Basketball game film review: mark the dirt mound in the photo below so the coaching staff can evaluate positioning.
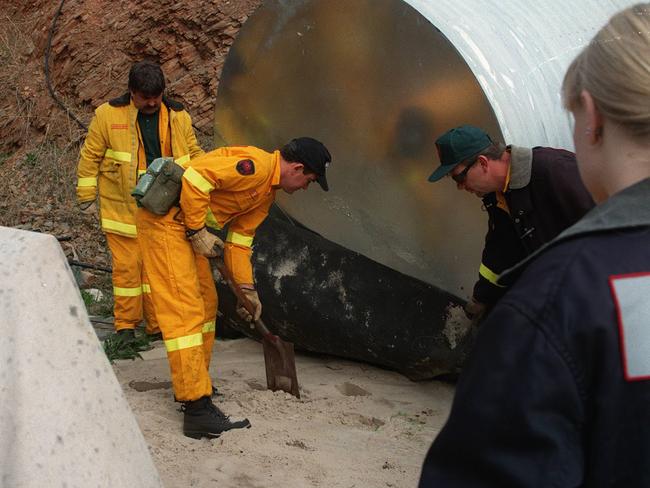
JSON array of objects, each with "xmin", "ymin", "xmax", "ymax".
[{"xmin": 0, "ymin": 0, "xmax": 261, "ymax": 271}]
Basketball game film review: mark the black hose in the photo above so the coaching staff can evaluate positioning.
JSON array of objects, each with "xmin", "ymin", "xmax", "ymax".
[
  {"xmin": 44, "ymin": 0, "xmax": 88, "ymax": 131},
  {"xmin": 68, "ymin": 259, "xmax": 112, "ymax": 273}
]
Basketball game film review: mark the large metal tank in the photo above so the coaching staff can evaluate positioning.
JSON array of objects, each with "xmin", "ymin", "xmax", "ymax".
[{"xmin": 213, "ymin": 0, "xmax": 634, "ymax": 378}]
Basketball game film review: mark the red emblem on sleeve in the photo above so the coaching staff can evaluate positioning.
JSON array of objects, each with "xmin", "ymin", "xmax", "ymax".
[{"xmin": 236, "ymin": 159, "xmax": 255, "ymax": 175}]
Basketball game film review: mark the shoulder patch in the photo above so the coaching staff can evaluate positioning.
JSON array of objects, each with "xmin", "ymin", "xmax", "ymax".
[
  {"xmin": 609, "ymin": 272, "xmax": 650, "ymax": 381},
  {"xmin": 236, "ymin": 159, "xmax": 255, "ymax": 176}
]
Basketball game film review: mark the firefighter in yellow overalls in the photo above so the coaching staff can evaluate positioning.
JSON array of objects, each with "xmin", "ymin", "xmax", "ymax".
[
  {"xmin": 76, "ymin": 61, "xmax": 204, "ymax": 339},
  {"xmin": 136, "ymin": 137, "xmax": 331, "ymax": 438}
]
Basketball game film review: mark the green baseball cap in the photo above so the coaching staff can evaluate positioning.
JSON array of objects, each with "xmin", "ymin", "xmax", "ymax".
[{"xmin": 428, "ymin": 125, "xmax": 493, "ymax": 182}]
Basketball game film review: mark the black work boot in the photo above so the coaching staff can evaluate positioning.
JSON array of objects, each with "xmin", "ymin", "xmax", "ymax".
[
  {"xmin": 175, "ymin": 385, "xmax": 221, "ymax": 403},
  {"xmin": 182, "ymin": 396, "xmax": 251, "ymax": 439},
  {"xmin": 116, "ymin": 328, "xmax": 136, "ymax": 341},
  {"xmin": 146, "ymin": 331, "xmax": 163, "ymax": 342}
]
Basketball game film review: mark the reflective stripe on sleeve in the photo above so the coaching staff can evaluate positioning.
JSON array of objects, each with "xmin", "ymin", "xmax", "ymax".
[
  {"xmin": 113, "ymin": 286, "xmax": 142, "ymax": 297},
  {"xmin": 142, "ymin": 284, "xmax": 152, "ymax": 293},
  {"xmin": 479, "ymin": 263, "xmax": 506, "ymax": 287},
  {"xmin": 105, "ymin": 149, "xmax": 132, "ymax": 162},
  {"xmin": 227, "ymin": 230, "xmax": 254, "ymax": 248},
  {"xmin": 205, "ymin": 209, "xmax": 221, "ymax": 230},
  {"xmin": 138, "ymin": 169, "xmax": 147, "ymax": 177},
  {"xmin": 202, "ymin": 321, "xmax": 216, "ymax": 333},
  {"xmin": 165, "ymin": 332, "xmax": 203, "ymax": 352},
  {"xmin": 183, "ymin": 167, "xmax": 214, "ymax": 194},
  {"xmin": 77, "ymin": 177, "xmax": 98, "ymax": 187},
  {"xmin": 176, "ymin": 154, "xmax": 191, "ymax": 167},
  {"xmin": 101, "ymin": 219, "xmax": 137, "ymax": 236}
]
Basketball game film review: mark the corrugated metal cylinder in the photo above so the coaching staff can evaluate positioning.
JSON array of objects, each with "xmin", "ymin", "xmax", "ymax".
[{"xmin": 214, "ymin": 0, "xmax": 632, "ymax": 296}]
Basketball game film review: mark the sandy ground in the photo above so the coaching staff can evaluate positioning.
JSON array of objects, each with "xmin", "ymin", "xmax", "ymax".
[{"xmin": 112, "ymin": 338, "xmax": 455, "ymax": 488}]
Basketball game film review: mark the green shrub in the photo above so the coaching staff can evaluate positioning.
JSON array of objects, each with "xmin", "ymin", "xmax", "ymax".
[{"xmin": 103, "ymin": 332, "xmax": 153, "ymax": 363}]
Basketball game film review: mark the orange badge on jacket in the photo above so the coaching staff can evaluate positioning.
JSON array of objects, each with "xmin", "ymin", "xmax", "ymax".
[{"xmin": 236, "ymin": 159, "xmax": 255, "ymax": 175}]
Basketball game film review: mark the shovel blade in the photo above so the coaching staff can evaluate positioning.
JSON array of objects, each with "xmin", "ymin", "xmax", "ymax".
[{"xmin": 262, "ymin": 337, "xmax": 300, "ymax": 398}]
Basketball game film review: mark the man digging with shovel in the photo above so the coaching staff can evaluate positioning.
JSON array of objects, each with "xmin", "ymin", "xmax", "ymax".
[{"xmin": 135, "ymin": 137, "xmax": 332, "ymax": 439}]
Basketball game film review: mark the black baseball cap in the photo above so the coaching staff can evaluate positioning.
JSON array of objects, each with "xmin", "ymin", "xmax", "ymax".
[{"xmin": 281, "ymin": 137, "xmax": 332, "ymax": 191}]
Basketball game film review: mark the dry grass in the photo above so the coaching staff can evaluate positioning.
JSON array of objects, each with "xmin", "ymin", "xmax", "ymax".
[
  {"xmin": 0, "ymin": 133, "xmax": 87, "ymax": 229},
  {"xmin": 0, "ymin": 11, "xmax": 92, "ymax": 218},
  {"xmin": 0, "ymin": 10, "xmax": 111, "ymax": 301},
  {"xmin": 0, "ymin": 13, "xmax": 39, "ymax": 147}
]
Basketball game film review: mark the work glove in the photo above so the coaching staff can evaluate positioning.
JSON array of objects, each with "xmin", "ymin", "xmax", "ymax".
[
  {"xmin": 464, "ymin": 298, "xmax": 487, "ymax": 326},
  {"xmin": 187, "ymin": 226, "xmax": 224, "ymax": 258},
  {"xmin": 79, "ymin": 200, "xmax": 97, "ymax": 215},
  {"xmin": 236, "ymin": 286, "xmax": 262, "ymax": 322}
]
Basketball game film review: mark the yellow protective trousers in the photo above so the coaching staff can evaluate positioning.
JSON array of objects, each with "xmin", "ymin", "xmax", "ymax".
[
  {"xmin": 105, "ymin": 233, "xmax": 159, "ymax": 333},
  {"xmin": 135, "ymin": 207, "xmax": 218, "ymax": 401}
]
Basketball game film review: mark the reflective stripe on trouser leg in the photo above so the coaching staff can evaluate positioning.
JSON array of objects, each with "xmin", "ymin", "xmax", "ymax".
[
  {"xmin": 195, "ymin": 255, "xmax": 218, "ymax": 369},
  {"xmin": 135, "ymin": 208, "xmax": 212, "ymax": 401},
  {"xmin": 140, "ymin": 269, "xmax": 160, "ymax": 335},
  {"xmin": 105, "ymin": 232, "xmax": 144, "ymax": 331}
]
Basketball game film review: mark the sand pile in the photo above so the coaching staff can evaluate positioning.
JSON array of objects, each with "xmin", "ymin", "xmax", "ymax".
[{"xmin": 113, "ymin": 338, "xmax": 454, "ymax": 487}]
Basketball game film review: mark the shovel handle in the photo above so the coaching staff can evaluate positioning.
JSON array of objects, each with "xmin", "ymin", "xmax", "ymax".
[
  {"xmin": 209, "ymin": 256, "xmax": 299, "ymax": 399},
  {"xmin": 209, "ymin": 257, "xmax": 279, "ymax": 343}
]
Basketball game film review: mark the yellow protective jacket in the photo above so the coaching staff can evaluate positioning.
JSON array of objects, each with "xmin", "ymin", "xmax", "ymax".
[
  {"xmin": 76, "ymin": 93, "xmax": 204, "ymax": 237},
  {"xmin": 180, "ymin": 146, "xmax": 281, "ymax": 285}
]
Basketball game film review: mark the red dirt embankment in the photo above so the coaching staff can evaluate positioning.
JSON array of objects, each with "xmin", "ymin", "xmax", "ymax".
[
  {"xmin": 2, "ymin": 0, "xmax": 261, "ymax": 146},
  {"xmin": 0, "ymin": 0, "xmax": 261, "ymax": 267}
]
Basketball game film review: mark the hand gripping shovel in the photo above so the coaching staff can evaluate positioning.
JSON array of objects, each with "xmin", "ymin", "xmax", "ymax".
[{"xmin": 210, "ymin": 257, "xmax": 300, "ymax": 398}]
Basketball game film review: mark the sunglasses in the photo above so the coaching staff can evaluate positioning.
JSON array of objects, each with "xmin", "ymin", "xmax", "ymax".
[{"xmin": 451, "ymin": 158, "xmax": 478, "ymax": 184}]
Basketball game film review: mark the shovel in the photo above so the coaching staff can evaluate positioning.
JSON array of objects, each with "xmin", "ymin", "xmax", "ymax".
[{"xmin": 210, "ymin": 257, "xmax": 300, "ymax": 398}]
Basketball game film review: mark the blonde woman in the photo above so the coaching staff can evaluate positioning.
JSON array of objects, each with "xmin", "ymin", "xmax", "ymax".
[{"xmin": 419, "ymin": 4, "xmax": 650, "ymax": 486}]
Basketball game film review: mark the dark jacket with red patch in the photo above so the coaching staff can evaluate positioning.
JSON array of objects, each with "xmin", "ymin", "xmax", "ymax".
[{"xmin": 420, "ymin": 178, "xmax": 650, "ymax": 487}]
